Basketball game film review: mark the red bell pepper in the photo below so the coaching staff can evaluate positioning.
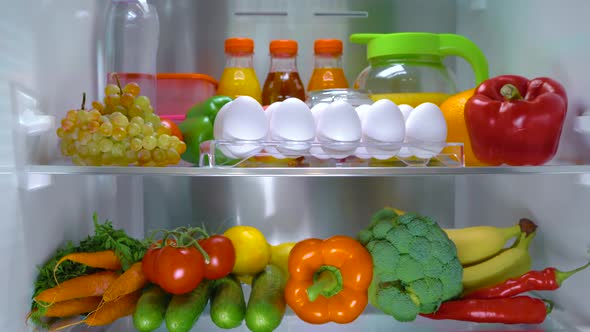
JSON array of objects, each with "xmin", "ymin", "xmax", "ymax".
[{"xmin": 465, "ymin": 75, "xmax": 568, "ymax": 166}]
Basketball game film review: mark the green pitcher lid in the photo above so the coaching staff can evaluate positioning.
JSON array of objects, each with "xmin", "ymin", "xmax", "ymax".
[{"xmin": 350, "ymin": 32, "xmax": 489, "ymax": 84}]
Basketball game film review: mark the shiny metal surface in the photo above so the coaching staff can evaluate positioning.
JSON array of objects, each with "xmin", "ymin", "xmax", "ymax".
[
  {"xmin": 143, "ymin": 176, "xmax": 456, "ymax": 242},
  {"xmin": 153, "ymin": 0, "xmax": 456, "ymax": 88}
]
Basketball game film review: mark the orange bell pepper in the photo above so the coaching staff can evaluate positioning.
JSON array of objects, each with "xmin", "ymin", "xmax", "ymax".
[{"xmin": 284, "ymin": 235, "xmax": 373, "ymax": 324}]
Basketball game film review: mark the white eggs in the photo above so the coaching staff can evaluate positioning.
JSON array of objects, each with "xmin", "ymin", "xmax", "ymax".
[
  {"xmin": 214, "ymin": 96, "xmax": 268, "ymax": 158},
  {"xmin": 316, "ymin": 100, "xmax": 362, "ymax": 158},
  {"xmin": 405, "ymin": 102, "xmax": 447, "ymax": 159},
  {"xmin": 362, "ymin": 99, "xmax": 405, "ymax": 160},
  {"xmin": 398, "ymin": 104, "xmax": 414, "ymax": 122},
  {"xmin": 263, "ymin": 101, "xmax": 285, "ymax": 158}
]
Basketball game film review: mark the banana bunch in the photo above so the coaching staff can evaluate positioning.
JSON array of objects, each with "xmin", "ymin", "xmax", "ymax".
[{"xmin": 444, "ymin": 219, "xmax": 537, "ymax": 294}]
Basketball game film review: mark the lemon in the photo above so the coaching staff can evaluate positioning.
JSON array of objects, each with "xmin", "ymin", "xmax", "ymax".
[
  {"xmin": 270, "ymin": 242, "xmax": 296, "ymax": 276},
  {"xmin": 224, "ymin": 225, "xmax": 271, "ymax": 276}
]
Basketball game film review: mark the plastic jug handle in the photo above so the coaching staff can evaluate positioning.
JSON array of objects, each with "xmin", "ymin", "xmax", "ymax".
[
  {"xmin": 439, "ymin": 34, "xmax": 489, "ymax": 85},
  {"xmin": 350, "ymin": 33, "xmax": 383, "ymax": 44}
]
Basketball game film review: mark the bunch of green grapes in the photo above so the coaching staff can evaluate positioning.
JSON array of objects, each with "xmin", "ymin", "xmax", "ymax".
[{"xmin": 56, "ymin": 82, "xmax": 186, "ymax": 166}]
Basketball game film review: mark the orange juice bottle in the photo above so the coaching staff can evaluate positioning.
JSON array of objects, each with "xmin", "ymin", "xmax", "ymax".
[
  {"xmin": 307, "ymin": 39, "xmax": 349, "ymax": 92},
  {"xmin": 217, "ymin": 37, "xmax": 262, "ymax": 103}
]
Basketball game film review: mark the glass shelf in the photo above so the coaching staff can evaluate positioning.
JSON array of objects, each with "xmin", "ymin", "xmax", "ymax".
[{"xmin": 26, "ymin": 164, "xmax": 590, "ymax": 177}]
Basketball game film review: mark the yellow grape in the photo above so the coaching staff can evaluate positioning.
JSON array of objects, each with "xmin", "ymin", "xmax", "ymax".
[
  {"xmin": 167, "ymin": 148, "xmax": 181, "ymax": 164},
  {"xmin": 88, "ymin": 109, "xmax": 101, "ymax": 121},
  {"xmin": 61, "ymin": 119, "xmax": 75, "ymax": 131},
  {"xmin": 130, "ymin": 137, "xmax": 143, "ymax": 151},
  {"xmin": 111, "ymin": 113, "xmax": 129, "ymax": 127},
  {"xmin": 78, "ymin": 130, "xmax": 92, "ymax": 145},
  {"xmin": 105, "ymin": 94, "xmax": 121, "ymax": 107},
  {"xmin": 103, "ymin": 106, "xmax": 114, "ymax": 115},
  {"xmin": 134, "ymin": 96, "xmax": 151, "ymax": 109},
  {"xmin": 156, "ymin": 124, "xmax": 171, "ymax": 136},
  {"xmin": 101, "ymin": 152, "xmax": 114, "ymax": 165},
  {"xmin": 112, "ymin": 127, "xmax": 127, "ymax": 141},
  {"xmin": 112, "ymin": 142, "xmax": 124, "ymax": 157},
  {"xmin": 61, "ymin": 141, "xmax": 76, "ymax": 156},
  {"xmin": 77, "ymin": 145, "xmax": 89, "ymax": 157},
  {"xmin": 113, "ymin": 157, "xmax": 128, "ymax": 166},
  {"xmin": 152, "ymin": 148, "xmax": 165, "ymax": 162},
  {"xmin": 105, "ymin": 84, "xmax": 121, "ymax": 96},
  {"xmin": 91, "ymin": 132, "xmax": 103, "ymax": 142},
  {"xmin": 142, "ymin": 136, "xmax": 157, "ymax": 150},
  {"xmin": 72, "ymin": 154, "xmax": 86, "ymax": 166},
  {"xmin": 125, "ymin": 150, "xmax": 138, "ymax": 164},
  {"xmin": 157, "ymin": 134, "xmax": 171, "ymax": 149},
  {"xmin": 176, "ymin": 141, "xmax": 187, "ymax": 154},
  {"xmin": 114, "ymin": 105, "xmax": 128, "ymax": 117},
  {"xmin": 56, "ymin": 127, "xmax": 65, "ymax": 138},
  {"xmin": 98, "ymin": 138, "xmax": 113, "ymax": 152},
  {"xmin": 92, "ymin": 101, "xmax": 105, "ymax": 113},
  {"xmin": 168, "ymin": 136, "xmax": 180, "ymax": 148},
  {"xmin": 145, "ymin": 105, "xmax": 154, "ymax": 115},
  {"xmin": 130, "ymin": 116, "xmax": 145, "ymax": 126},
  {"xmin": 142, "ymin": 123, "xmax": 154, "ymax": 136},
  {"xmin": 129, "ymin": 105, "xmax": 143, "ymax": 118},
  {"xmin": 77, "ymin": 110, "xmax": 90, "ymax": 124},
  {"xmin": 143, "ymin": 161, "xmax": 157, "ymax": 167},
  {"xmin": 87, "ymin": 120, "xmax": 100, "ymax": 133},
  {"xmin": 66, "ymin": 110, "xmax": 78, "ymax": 122},
  {"xmin": 123, "ymin": 82, "xmax": 141, "ymax": 96},
  {"xmin": 86, "ymin": 156, "xmax": 101, "ymax": 166},
  {"xmin": 120, "ymin": 93, "xmax": 135, "ymax": 108},
  {"xmin": 127, "ymin": 123, "xmax": 141, "ymax": 137},
  {"xmin": 138, "ymin": 149, "xmax": 152, "ymax": 163},
  {"xmin": 99, "ymin": 122, "xmax": 113, "ymax": 136},
  {"xmin": 100, "ymin": 115, "xmax": 110, "ymax": 123},
  {"xmin": 87, "ymin": 141, "xmax": 100, "ymax": 156}
]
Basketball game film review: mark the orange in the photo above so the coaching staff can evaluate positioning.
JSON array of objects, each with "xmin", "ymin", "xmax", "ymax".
[{"xmin": 440, "ymin": 89, "xmax": 487, "ymax": 166}]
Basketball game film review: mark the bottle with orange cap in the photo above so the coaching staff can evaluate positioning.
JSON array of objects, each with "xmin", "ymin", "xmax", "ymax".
[
  {"xmin": 261, "ymin": 39, "xmax": 306, "ymax": 105},
  {"xmin": 307, "ymin": 39, "xmax": 349, "ymax": 92},
  {"xmin": 217, "ymin": 37, "xmax": 262, "ymax": 103}
]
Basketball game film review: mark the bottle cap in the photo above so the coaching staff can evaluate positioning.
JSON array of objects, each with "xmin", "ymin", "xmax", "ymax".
[
  {"xmin": 269, "ymin": 40, "xmax": 298, "ymax": 57},
  {"xmin": 225, "ymin": 37, "xmax": 255, "ymax": 55},
  {"xmin": 314, "ymin": 39, "xmax": 343, "ymax": 56}
]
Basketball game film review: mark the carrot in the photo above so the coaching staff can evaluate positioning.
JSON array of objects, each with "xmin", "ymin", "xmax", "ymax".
[
  {"xmin": 103, "ymin": 261, "xmax": 148, "ymax": 302},
  {"xmin": 35, "ymin": 271, "xmax": 119, "ymax": 304},
  {"xmin": 86, "ymin": 290, "xmax": 142, "ymax": 326},
  {"xmin": 44, "ymin": 297, "xmax": 102, "ymax": 318},
  {"xmin": 54, "ymin": 250, "xmax": 121, "ymax": 272}
]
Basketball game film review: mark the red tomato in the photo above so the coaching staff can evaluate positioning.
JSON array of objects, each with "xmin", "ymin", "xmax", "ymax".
[
  {"xmin": 154, "ymin": 246, "xmax": 205, "ymax": 294},
  {"xmin": 160, "ymin": 119, "xmax": 184, "ymax": 141},
  {"xmin": 142, "ymin": 247, "xmax": 160, "ymax": 282},
  {"xmin": 199, "ymin": 235, "xmax": 236, "ymax": 280}
]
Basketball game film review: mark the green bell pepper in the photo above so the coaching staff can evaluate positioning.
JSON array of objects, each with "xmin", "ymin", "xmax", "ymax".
[
  {"xmin": 186, "ymin": 95, "xmax": 233, "ymax": 123},
  {"xmin": 178, "ymin": 115, "xmax": 213, "ymax": 165},
  {"xmin": 180, "ymin": 95, "xmax": 235, "ymax": 165}
]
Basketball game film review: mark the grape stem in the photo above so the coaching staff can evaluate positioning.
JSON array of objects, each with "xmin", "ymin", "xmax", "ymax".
[
  {"xmin": 113, "ymin": 73, "xmax": 123, "ymax": 96},
  {"xmin": 81, "ymin": 92, "xmax": 86, "ymax": 110}
]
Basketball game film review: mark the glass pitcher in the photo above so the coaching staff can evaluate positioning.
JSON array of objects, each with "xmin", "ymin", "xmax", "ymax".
[{"xmin": 350, "ymin": 33, "xmax": 488, "ymax": 107}]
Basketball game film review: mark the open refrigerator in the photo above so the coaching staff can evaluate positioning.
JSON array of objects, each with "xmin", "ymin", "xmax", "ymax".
[{"xmin": 2, "ymin": 0, "xmax": 590, "ymax": 331}]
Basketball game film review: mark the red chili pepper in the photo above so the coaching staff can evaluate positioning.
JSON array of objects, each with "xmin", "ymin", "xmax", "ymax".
[
  {"xmin": 465, "ymin": 261, "xmax": 590, "ymax": 299},
  {"xmin": 420, "ymin": 296, "xmax": 552, "ymax": 324},
  {"xmin": 465, "ymin": 75, "xmax": 568, "ymax": 166}
]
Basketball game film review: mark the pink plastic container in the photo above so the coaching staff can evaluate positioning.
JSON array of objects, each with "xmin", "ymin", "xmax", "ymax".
[{"xmin": 156, "ymin": 73, "xmax": 218, "ymax": 122}]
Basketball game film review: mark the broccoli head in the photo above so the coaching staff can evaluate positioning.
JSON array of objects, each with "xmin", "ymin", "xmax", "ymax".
[{"xmin": 359, "ymin": 209, "xmax": 463, "ymax": 322}]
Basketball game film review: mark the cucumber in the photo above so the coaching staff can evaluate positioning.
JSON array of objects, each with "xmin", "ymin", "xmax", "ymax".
[
  {"xmin": 245, "ymin": 265, "xmax": 287, "ymax": 332},
  {"xmin": 165, "ymin": 280, "xmax": 212, "ymax": 332},
  {"xmin": 133, "ymin": 285, "xmax": 170, "ymax": 332},
  {"xmin": 210, "ymin": 276, "xmax": 246, "ymax": 329}
]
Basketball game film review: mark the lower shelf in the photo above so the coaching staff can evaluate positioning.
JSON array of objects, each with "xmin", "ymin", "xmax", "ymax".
[{"xmin": 99, "ymin": 307, "xmax": 578, "ymax": 332}]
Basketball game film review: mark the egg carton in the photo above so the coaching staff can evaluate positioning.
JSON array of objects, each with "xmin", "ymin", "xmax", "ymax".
[{"xmin": 198, "ymin": 140, "xmax": 464, "ymax": 168}]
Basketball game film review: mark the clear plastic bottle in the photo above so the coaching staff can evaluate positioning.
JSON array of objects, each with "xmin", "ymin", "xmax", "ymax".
[
  {"xmin": 104, "ymin": 0, "xmax": 159, "ymax": 103},
  {"xmin": 217, "ymin": 37, "xmax": 262, "ymax": 102},
  {"xmin": 307, "ymin": 39, "xmax": 349, "ymax": 92},
  {"xmin": 261, "ymin": 40, "xmax": 305, "ymax": 105}
]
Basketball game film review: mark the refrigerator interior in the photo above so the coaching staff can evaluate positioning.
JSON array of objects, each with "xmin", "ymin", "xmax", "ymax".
[{"xmin": 1, "ymin": 0, "xmax": 590, "ymax": 331}]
